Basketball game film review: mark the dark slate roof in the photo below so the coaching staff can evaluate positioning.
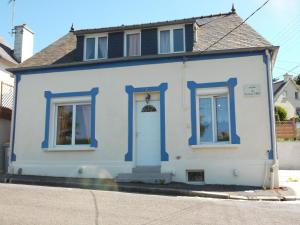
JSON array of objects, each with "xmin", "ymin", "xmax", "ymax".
[
  {"xmin": 273, "ymin": 80, "xmax": 286, "ymax": 96},
  {"xmin": 0, "ymin": 37, "xmax": 18, "ymax": 64},
  {"xmin": 13, "ymin": 11, "xmax": 274, "ymax": 70}
]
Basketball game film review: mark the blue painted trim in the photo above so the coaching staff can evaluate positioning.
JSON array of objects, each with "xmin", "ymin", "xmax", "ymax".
[
  {"xmin": 187, "ymin": 78, "xmax": 240, "ymax": 145},
  {"xmin": 41, "ymin": 88, "xmax": 99, "ymax": 149},
  {"xmin": 264, "ymin": 53, "xmax": 275, "ymax": 160},
  {"xmin": 10, "ymin": 74, "xmax": 21, "ymax": 162},
  {"xmin": 16, "ymin": 51, "xmax": 266, "ymax": 76},
  {"xmin": 125, "ymin": 83, "xmax": 169, "ymax": 162}
]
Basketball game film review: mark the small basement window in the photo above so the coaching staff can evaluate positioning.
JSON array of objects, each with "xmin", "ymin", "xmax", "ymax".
[{"xmin": 187, "ymin": 170, "xmax": 205, "ymax": 182}]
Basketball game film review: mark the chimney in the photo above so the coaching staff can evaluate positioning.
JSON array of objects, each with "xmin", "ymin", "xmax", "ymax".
[
  {"xmin": 13, "ymin": 24, "xmax": 34, "ymax": 63},
  {"xmin": 283, "ymin": 73, "xmax": 293, "ymax": 82}
]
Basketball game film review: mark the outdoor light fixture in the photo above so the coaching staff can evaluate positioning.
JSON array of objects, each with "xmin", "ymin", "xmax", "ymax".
[{"xmin": 145, "ymin": 93, "xmax": 151, "ymax": 104}]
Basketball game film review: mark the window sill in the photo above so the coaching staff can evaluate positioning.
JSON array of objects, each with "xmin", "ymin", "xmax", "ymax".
[
  {"xmin": 190, "ymin": 144, "xmax": 239, "ymax": 150},
  {"xmin": 44, "ymin": 147, "xmax": 97, "ymax": 152}
]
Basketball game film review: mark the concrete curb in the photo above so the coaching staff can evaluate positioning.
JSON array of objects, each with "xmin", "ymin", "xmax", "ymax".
[{"xmin": 2, "ymin": 175, "xmax": 298, "ymax": 201}]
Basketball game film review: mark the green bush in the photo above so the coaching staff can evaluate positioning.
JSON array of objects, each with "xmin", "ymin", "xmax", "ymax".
[{"xmin": 275, "ymin": 106, "xmax": 287, "ymax": 121}]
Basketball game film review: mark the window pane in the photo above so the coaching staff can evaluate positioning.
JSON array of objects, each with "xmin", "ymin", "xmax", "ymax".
[
  {"xmin": 199, "ymin": 98, "xmax": 213, "ymax": 143},
  {"xmin": 126, "ymin": 33, "xmax": 140, "ymax": 56},
  {"xmin": 215, "ymin": 96, "xmax": 230, "ymax": 142},
  {"xmin": 160, "ymin": 30, "xmax": 170, "ymax": 54},
  {"xmin": 56, "ymin": 105, "xmax": 73, "ymax": 145},
  {"xmin": 173, "ymin": 28, "xmax": 184, "ymax": 52},
  {"xmin": 75, "ymin": 104, "xmax": 91, "ymax": 145},
  {"xmin": 86, "ymin": 38, "xmax": 95, "ymax": 60},
  {"xmin": 98, "ymin": 37, "xmax": 108, "ymax": 59}
]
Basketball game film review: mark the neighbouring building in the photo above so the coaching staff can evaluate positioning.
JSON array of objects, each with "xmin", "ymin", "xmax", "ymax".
[
  {"xmin": 273, "ymin": 74, "xmax": 300, "ymax": 119},
  {"xmin": 0, "ymin": 24, "xmax": 34, "ymax": 147},
  {"xmin": 8, "ymin": 9, "xmax": 279, "ymax": 187}
]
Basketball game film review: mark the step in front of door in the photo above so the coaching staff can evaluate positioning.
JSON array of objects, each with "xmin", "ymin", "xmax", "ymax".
[{"xmin": 116, "ymin": 172, "xmax": 172, "ymax": 184}]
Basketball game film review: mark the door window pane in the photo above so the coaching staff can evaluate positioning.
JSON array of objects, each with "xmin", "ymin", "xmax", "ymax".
[
  {"xmin": 160, "ymin": 30, "xmax": 170, "ymax": 54},
  {"xmin": 199, "ymin": 98, "xmax": 213, "ymax": 143},
  {"xmin": 126, "ymin": 33, "xmax": 140, "ymax": 56},
  {"xmin": 86, "ymin": 38, "xmax": 95, "ymax": 60},
  {"xmin": 75, "ymin": 104, "xmax": 91, "ymax": 144},
  {"xmin": 216, "ymin": 96, "xmax": 230, "ymax": 142},
  {"xmin": 173, "ymin": 28, "xmax": 184, "ymax": 52},
  {"xmin": 56, "ymin": 105, "xmax": 73, "ymax": 145},
  {"xmin": 98, "ymin": 37, "xmax": 108, "ymax": 59}
]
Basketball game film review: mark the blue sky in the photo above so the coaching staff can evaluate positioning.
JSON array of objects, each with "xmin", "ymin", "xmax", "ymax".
[{"xmin": 0, "ymin": 0, "xmax": 299, "ymax": 79}]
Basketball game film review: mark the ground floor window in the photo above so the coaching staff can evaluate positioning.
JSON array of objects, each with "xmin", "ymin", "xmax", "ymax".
[
  {"xmin": 198, "ymin": 95, "xmax": 230, "ymax": 144},
  {"xmin": 55, "ymin": 103, "xmax": 91, "ymax": 146}
]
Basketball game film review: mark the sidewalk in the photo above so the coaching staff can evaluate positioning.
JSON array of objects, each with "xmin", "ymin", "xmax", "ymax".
[
  {"xmin": 1, "ymin": 174, "xmax": 298, "ymax": 201},
  {"xmin": 279, "ymin": 170, "xmax": 300, "ymax": 198}
]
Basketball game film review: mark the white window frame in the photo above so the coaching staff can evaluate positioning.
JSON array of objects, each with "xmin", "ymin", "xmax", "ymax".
[
  {"xmin": 50, "ymin": 97, "xmax": 92, "ymax": 149},
  {"xmin": 196, "ymin": 91, "xmax": 231, "ymax": 145},
  {"xmin": 124, "ymin": 30, "xmax": 141, "ymax": 57},
  {"xmin": 84, "ymin": 34, "xmax": 108, "ymax": 61},
  {"xmin": 158, "ymin": 25, "xmax": 185, "ymax": 54}
]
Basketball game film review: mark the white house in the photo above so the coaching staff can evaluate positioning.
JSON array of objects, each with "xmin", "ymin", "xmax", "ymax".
[
  {"xmin": 273, "ymin": 74, "xmax": 300, "ymax": 119},
  {"xmin": 0, "ymin": 38, "xmax": 16, "ymax": 146},
  {"xmin": 8, "ymin": 9, "xmax": 279, "ymax": 187},
  {"xmin": 0, "ymin": 24, "xmax": 34, "ymax": 146}
]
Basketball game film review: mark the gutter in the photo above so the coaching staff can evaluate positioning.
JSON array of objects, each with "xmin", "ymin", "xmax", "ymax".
[
  {"xmin": 8, "ymin": 46, "xmax": 279, "ymax": 74},
  {"xmin": 266, "ymin": 49, "xmax": 279, "ymax": 189}
]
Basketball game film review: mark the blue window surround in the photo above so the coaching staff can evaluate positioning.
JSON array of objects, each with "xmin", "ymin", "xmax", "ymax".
[
  {"xmin": 41, "ymin": 88, "xmax": 99, "ymax": 149},
  {"xmin": 124, "ymin": 83, "xmax": 169, "ymax": 162},
  {"xmin": 187, "ymin": 78, "xmax": 240, "ymax": 145},
  {"xmin": 10, "ymin": 50, "xmax": 275, "ymax": 162}
]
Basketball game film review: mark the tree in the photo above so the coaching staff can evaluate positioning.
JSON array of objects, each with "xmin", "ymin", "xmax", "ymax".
[
  {"xmin": 294, "ymin": 74, "xmax": 300, "ymax": 86},
  {"xmin": 275, "ymin": 106, "xmax": 287, "ymax": 121}
]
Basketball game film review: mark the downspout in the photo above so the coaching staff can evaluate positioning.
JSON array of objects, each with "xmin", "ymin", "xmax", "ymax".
[{"xmin": 266, "ymin": 49, "xmax": 279, "ymax": 189}]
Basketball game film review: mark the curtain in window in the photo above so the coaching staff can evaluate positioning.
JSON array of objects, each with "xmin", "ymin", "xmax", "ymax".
[
  {"xmin": 215, "ymin": 97, "xmax": 229, "ymax": 142},
  {"xmin": 160, "ymin": 30, "xmax": 170, "ymax": 53},
  {"xmin": 56, "ymin": 105, "xmax": 73, "ymax": 145},
  {"xmin": 127, "ymin": 33, "xmax": 140, "ymax": 56},
  {"xmin": 98, "ymin": 37, "xmax": 108, "ymax": 59},
  {"xmin": 75, "ymin": 104, "xmax": 91, "ymax": 144},
  {"xmin": 86, "ymin": 38, "xmax": 95, "ymax": 59}
]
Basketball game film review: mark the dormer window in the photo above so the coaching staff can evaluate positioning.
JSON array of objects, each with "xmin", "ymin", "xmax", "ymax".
[
  {"xmin": 84, "ymin": 35, "xmax": 108, "ymax": 60},
  {"xmin": 124, "ymin": 31, "xmax": 141, "ymax": 57},
  {"xmin": 159, "ymin": 26, "xmax": 185, "ymax": 54}
]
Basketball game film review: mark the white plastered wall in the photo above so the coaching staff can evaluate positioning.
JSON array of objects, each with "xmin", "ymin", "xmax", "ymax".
[
  {"xmin": 0, "ymin": 60, "xmax": 14, "ymax": 85},
  {"xmin": 11, "ymin": 54, "xmax": 273, "ymax": 186}
]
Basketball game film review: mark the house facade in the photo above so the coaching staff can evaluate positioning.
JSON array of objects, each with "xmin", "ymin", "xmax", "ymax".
[
  {"xmin": 8, "ymin": 10, "xmax": 279, "ymax": 187},
  {"xmin": 274, "ymin": 74, "xmax": 300, "ymax": 119}
]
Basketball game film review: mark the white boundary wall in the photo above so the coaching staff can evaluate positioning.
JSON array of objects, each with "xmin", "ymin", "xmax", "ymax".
[{"xmin": 278, "ymin": 142, "xmax": 300, "ymax": 170}]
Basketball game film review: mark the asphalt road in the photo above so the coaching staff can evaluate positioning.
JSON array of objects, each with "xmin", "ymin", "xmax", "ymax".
[{"xmin": 0, "ymin": 183, "xmax": 299, "ymax": 225}]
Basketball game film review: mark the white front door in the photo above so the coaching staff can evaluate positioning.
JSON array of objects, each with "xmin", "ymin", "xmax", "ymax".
[{"xmin": 136, "ymin": 100, "xmax": 161, "ymax": 166}]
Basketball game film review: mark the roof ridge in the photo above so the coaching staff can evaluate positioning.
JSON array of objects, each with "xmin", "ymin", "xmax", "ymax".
[{"xmin": 75, "ymin": 11, "xmax": 234, "ymax": 34}]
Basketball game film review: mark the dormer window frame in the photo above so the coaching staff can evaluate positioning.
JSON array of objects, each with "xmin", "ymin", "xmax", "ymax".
[
  {"xmin": 158, "ymin": 25, "xmax": 186, "ymax": 55},
  {"xmin": 84, "ymin": 33, "xmax": 108, "ymax": 61},
  {"xmin": 124, "ymin": 29, "xmax": 142, "ymax": 57}
]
